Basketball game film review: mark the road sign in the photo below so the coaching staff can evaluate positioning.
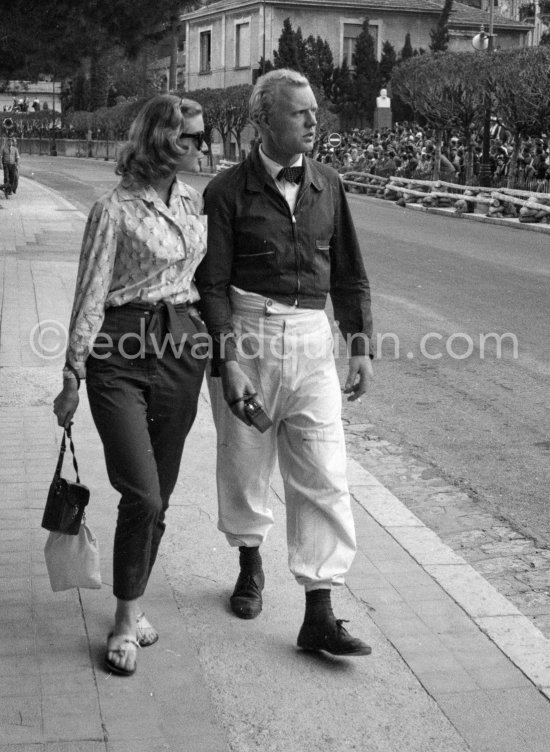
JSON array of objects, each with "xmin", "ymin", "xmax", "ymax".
[{"xmin": 328, "ymin": 132, "xmax": 341, "ymax": 148}]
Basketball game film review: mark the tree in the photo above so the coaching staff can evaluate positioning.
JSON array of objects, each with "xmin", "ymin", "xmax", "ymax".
[
  {"xmin": 303, "ymin": 36, "xmax": 334, "ymax": 97},
  {"xmin": 273, "ymin": 18, "xmax": 305, "ymax": 71},
  {"xmin": 257, "ymin": 57, "xmax": 275, "ymax": 76},
  {"xmin": 331, "ymin": 59, "xmax": 355, "ymax": 130},
  {"xmin": 0, "ymin": 1, "xmax": 195, "ymax": 97},
  {"xmin": 399, "ymin": 33, "xmax": 414, "ymax": 64},
  {"xmin": 391, "ymin": 51, "xmax": 486, "ymax": 180},
  {"xmin": 69, "ymin": 73, "xmax": 92, "ymax": 113},
  {"xmin": 90, "ymin": 0, "xmax": 195, "ymax": 91},
  {"xmin": 488, "ymin": 46, "xmax": 550, "ymax": 187},
  {"xmin": 271, "ymin": 24, "xmax": 334, "ymax": 98},
  {"xmin": 379, "ymin": 41, "xmax": 397, "ymax": 87},
  {"xmin": 90, "ymin": 54, "xmax": 111, "ymax": 111},
  {"xmin": 430, "ymin": 0, "xmax": 454, "ymax": 53},
  {"xmin": 225, "ymin": 84, "xmax": 254, "ymax": 156},
  {"xmin": 0, "ymin": 2, "xmax": 91, "ymax": 81},
  {"xmin": 353, "ymin": 19, "xmax": 380, "ymax": 126}
]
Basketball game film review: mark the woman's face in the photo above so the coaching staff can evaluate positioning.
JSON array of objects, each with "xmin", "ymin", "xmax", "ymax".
[{"xmin": 177, "ymin": 114, "xmax": 206, "ymax": 173}]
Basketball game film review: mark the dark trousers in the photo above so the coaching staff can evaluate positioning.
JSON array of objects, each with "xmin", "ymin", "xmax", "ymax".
[
  {"xmin": 3, "ymin": 164, "xmax": 18, "ymax": 193},
  {"xmin": 86, "ymin": 303, "xmax": 207, "ymax": 600}
]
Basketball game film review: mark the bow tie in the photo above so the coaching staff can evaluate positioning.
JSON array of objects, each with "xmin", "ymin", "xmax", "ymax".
[{"xmin": 277, "ymin": 166, "xmax": 303, "ymax": 183}]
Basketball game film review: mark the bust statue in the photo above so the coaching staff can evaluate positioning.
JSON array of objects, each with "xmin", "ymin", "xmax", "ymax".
[{"xmin": 376, "ymin": 89, "xmax": 391, "ymax": 108}]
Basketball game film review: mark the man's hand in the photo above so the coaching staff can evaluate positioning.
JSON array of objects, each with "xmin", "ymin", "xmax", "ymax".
[
  {"xmin": 53, "ymin": 380, "xmax": 80, "ymax": 428},
  {"xmin": 220, "ymin": 361, "xmax": 258, "ymax": 425},
  {"xmin": 343, "ymin": 355, "xmax": 374, "ymax": 402}
]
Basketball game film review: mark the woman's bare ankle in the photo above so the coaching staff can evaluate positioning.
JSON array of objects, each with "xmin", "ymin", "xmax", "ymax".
[{"xmin": 114, "ymin": 598, "xmax": 139, "ymax": 636}]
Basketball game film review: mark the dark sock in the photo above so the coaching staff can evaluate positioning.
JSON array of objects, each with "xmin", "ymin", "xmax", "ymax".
[
  {"xmin": 238, "ymin": 546, "xmax": 262, "ymax": 574},
  {"xmin": 304, "ymin": 589, "xmax": 335, "ymax": 624}
]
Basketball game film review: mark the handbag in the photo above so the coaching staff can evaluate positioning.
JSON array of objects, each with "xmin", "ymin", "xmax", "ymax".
[
  {"xmin": 42, "ymin": 426, "xmax": 101, "ymax": 591},
  {"xmin": 42, "ymin": 426, "xmax": 89, "ymax": 535},
  {"xmin": 44, "ymin": 523, "xmax": 101, "ymax": 591}
]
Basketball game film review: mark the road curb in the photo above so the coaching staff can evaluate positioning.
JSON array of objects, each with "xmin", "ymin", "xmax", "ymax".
[
  {"xmin": 345, "ymin": 458, "xmax": 550, "ymax": 699},
  {"xmin": 21, "ymin": 175, "xmax": 89, "ymax": 221}
]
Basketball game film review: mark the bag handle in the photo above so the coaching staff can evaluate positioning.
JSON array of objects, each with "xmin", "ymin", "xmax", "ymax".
[
  {"xmin": 54, "ymin": 425, "xmax": 82, "ymax": 484},
  {"xmin": 65, "ymin": 425, "xmax": 82, "ymax": 483}
]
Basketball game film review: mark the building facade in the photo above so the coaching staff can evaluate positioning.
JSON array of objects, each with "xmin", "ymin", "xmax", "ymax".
[{"xmin": 181, "ymin": 0, "xmax": 532, "ymax": 92}]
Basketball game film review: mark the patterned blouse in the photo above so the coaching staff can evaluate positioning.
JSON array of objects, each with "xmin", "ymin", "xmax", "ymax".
[{"xmin": 66, "ymin": 177, "xmax": 207, "ymax": 378}]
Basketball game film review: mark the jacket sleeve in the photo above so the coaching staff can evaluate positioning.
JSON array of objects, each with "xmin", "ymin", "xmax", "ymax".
[
  {"xmin": 194, "ymin": 180, "xmax": 238, "ymax": 373},
  {"xmin": 329, "ymin": 177, "xmax": 374, "ymax": 358}
]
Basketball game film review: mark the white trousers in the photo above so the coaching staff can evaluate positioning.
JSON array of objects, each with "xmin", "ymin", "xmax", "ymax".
[{"xmin": 209, "ymin": 289, "xmax": 357, "ymax": 590}]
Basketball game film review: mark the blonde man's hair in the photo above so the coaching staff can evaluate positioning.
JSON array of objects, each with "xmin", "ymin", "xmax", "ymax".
[{"xmin": 249, "ymin": 69, "xmax": 310, "ymax": 127}]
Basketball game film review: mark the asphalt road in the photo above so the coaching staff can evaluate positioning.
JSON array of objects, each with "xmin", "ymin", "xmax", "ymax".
[{"xmin": 20, "ymin": 155, "xmax": 550, "ymax": 546}]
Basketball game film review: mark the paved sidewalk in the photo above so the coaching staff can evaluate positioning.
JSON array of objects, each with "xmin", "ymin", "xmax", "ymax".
[{"xmin": 2, "ymin": 178, "xmax": 550, "ymax": 752}]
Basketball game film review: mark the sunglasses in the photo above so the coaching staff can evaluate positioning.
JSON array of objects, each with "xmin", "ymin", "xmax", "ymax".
[{"xmin": 179, "ymin": 131, "xmax": 205, "ymax": 149}]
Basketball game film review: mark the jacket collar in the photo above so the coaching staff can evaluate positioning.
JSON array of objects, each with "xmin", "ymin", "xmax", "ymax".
[{"xmin": 246, "ymin": 143, "xmax": 324, "ymax": 194}]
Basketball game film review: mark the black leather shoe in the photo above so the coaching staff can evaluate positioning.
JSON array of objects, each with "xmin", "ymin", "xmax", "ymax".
[
  {"xmin": 230, "ymin": 570, "xmax": 265, "ymax": 619},
  {"xmin": 297, "ymin": 618, "xmax": 372, "ymax": 656}
]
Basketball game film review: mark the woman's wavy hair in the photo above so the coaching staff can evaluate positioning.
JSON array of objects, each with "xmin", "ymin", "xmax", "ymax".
[
  {"xmin": 249, "ymin": 69, "xmax": 309, "ymax": 129},
  {"xmin": 116, "ymin": 95, "xmax": 202, "ymax": 183}
]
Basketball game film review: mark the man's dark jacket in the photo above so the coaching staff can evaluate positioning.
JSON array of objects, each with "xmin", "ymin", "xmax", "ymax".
[{"xmin": 195, "ymin": 145, "xmax": 374, "ymax": 366}]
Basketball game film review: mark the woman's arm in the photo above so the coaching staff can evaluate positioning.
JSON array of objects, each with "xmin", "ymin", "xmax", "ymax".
[
  {"xmin": 65, "ymin": 200, "xmax": 119, "ymax": 379},
  {"xmin": 54, "ymin": 200, "xmax": 119, "ymax": 428}
]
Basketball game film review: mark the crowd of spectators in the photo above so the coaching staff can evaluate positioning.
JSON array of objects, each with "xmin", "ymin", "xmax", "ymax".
[
  {"xmin": 3, "ymin": 109, "xmax": 550, "ymax": 191},
  {"xmin": 315, "ymin": 122, "xmax": 550, "ymax": 190}
]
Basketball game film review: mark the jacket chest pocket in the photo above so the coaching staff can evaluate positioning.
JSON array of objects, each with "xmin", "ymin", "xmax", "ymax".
[
  {"xmin": 313, "ymin": 240, "xmax": 331, "ymax": 291},
  {"xmin": 235, "ymin": 239, "xmax": 277, "ymax": 264},
  {"xmin": 234, "ymin": 240, "xmax": 278, "ymax": 288}
]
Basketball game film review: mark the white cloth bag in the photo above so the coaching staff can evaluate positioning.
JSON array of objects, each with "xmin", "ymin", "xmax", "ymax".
[{"xmin": 44, "ymin": 523, "xmax": 101, "ymax": 592}]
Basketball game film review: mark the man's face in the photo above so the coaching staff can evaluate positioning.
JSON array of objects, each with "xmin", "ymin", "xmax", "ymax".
[{"xmin": 260, "ymin": 83, "xmax": 317, "ymax": 163}]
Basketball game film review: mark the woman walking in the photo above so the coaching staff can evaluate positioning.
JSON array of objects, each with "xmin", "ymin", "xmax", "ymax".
[{"xmin": 53, "ymin": 95, "xmax": 208, "ymax": 676}]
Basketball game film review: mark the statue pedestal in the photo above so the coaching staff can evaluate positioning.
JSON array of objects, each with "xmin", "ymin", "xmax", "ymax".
[{"xmin": 373, "ymin": 107, "xmax": 392, "ymax": 130}]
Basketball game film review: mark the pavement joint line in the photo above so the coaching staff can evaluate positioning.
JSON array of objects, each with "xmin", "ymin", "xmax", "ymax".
[{"xmin": 346, "ymin": 456, "xmax": 550, "ymax": 696}]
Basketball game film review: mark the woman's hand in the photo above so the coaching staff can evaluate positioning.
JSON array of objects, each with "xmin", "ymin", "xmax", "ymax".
[{"xmin": 53, "ymin": 380, "xmax": 80, "ymax": 428}]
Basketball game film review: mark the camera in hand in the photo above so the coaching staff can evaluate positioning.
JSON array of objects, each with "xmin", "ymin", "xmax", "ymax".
[{"xmin": 244, "ymin": 396, "xmax": 273, "ymax": 433}]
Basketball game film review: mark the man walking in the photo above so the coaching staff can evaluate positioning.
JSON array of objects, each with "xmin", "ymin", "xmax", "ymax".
[
  {"xmin": 196, "ymin": 69, "xmax": 374, "ymax": 657},
  {"xmin": 2, "ymin": 137, "xmax": 20, "ymax": 195}
]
